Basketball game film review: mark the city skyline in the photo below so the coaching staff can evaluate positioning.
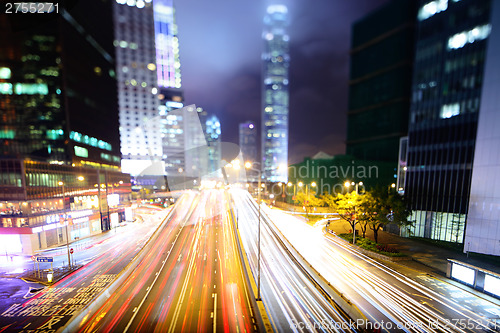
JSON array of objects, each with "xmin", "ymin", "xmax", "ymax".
[{"xmin": 175, "ymin": 0, "xmax": 388, "ymax": 164}]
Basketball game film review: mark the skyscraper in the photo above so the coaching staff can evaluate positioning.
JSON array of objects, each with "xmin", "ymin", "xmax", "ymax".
[
  {"xmin": 0, "ymin": 2, "xmax": 132, "ymax": 253},
  {"xmin": 347, "ymin": 0, "xmax": 416, "ymax": 166},
  {"xmin": 239, "ymin": 121, "xmax": 258, "ymax": 182},
  {"xmin": 262, "ymin": 4, "xmax": 289, "ymax": 183},
  {"xmin": 403, "ymin": 0, "xmax": 497, "ymax": 253},
  {"xmin": 1, "ymin": 2, "xmax": 121, "ymax": 168},
  {"xmin": 113, "ymin": 0, "xmax": 162, "ymax": 176},
  {"xmin": 206, "ymin": 115, "xmax": 222, "ymax": 175}
]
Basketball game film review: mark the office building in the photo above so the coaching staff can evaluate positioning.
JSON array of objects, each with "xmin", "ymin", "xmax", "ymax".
[
  {"xmin": 403, "ymin": 0, "xmax": 497, "ymax": 254},
  {"xmin": 0, "ymin": 2, "xmax": 121, "ymax": 169},
  {"xmin": 347, "ymin": 0, "xmax": 417, "ymax": 166},
  {"xmin": 113, "ymin": 0, "xmax": 162, "ymax": 177},
  {"xmin": 262, "ymin": 4, "xmax": 289, "ymax": 183},
  {"xmin": 239, "ymin": 121, "xmax": 258, "ymax": 182},
  {"xmin": 206, "ymin": 115, "xmax": 221, "ymax": 175},
  {"xmin": 0, "ymin": 1, "xmax": 132, "ymax": 254}
]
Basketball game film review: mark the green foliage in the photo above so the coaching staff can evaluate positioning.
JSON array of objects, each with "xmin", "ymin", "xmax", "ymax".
[
  {"xmin": 322, "ymin": 186, "xmax": 413, "ymax": 243},
  {"xmin": 294, "ymin": 192, "xmax": 323, "ymax": 217},
  {"xmin": 338, "ymin": 233, "xmax": 406, "ymax": 257}
]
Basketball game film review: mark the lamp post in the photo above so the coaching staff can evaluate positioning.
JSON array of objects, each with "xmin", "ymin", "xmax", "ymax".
[
  {"xmin": 344, "ymin": 180, "xmax": 363, "ymax": 244},
  {"xmin": 58, "ymin": 181, "xmax": 72, "ymax": 270},
  {"xmin": 245, "ymin": 161, "xmax": 262, "ymax": 301}
]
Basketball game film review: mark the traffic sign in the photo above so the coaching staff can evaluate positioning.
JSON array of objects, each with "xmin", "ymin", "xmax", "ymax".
[
  {"xmin": 31, "ymin": 256, "xmax": 36, "ymax": 261},
  {"xmin": 70, "ymin": 248, "xmax": 74, "ymax": 254},
  {"xmin": 36, "ymin": 257, "xmax": 53, "ymax": 263}
]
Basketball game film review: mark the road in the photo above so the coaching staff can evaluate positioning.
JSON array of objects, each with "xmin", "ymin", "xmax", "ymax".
[
  {"xmin": 262, "ymin": 199, "xmax": 500, "ymax": 333},
  {"xmin": 77, "ymin": 189, "xmax": 256, "ymax": 333},
  {"xmin": 0, "ymin": 201, "xmax": 176, "ymax": 332},
  {"xmin": 231, "ymin": 189, "xmax": 357, "ymax": 333}
]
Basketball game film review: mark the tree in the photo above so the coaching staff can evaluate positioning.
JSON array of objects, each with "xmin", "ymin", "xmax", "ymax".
[
  {"xmin": 323, "ymin": 191, "xmax": 365, "ymax": 244},
  {"xmin": 295, "ymin": 192, "xmax": 323, "ymax": 218},
  {"xmin": 365, "ymin": 186, "xmax": 412, "ymax": 243}
]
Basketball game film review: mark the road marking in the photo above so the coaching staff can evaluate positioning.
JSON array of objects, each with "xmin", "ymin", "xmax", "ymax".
[
  {"xmin": 123, "ymin": 221, "xmax": 187, "ymax": 333},
  {"xmin": 213, "ymin": 293, "xmax": 217, "ymax": 333},
  {"xmin": 23, "ymin": 323, "xmax": 31, "ymax": 329},
  {"xmin": 132, "ymin": 307, "xmax": 137, "ymax": 313}
]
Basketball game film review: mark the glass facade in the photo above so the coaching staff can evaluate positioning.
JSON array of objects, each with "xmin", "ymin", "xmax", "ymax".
[
  {"xmin": 347, "ymin": 0, "xmax": 416, "ymax": 164},
  {"xmin": 404, "ymin": 0, "xmax": 492, "ymax": 243},
  {"xmin": 0, "ymin": 159, "xmax": 131, "ymax": 231},
  {"xmin": 262, "ymin": 5, "xmax": 289, "ymax": 183},
  {"xmin": 206, "ymin": 115, "xmax": 221, "ymax": 174},
  {"xmin": 0, "ymin": 1, "xmax": 121, "ymax": 168},
  {"xmin": 153, "ymin": 0, "xmax": 181, "ymax": 88}
]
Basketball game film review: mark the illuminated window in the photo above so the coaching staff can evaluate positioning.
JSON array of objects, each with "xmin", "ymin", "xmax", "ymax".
[
  {"xmin": 418, "ymin": 0, "xmax": 447, "ymax": 21},
  {"xmin": 14, "ymin": 83, "xmax": 48, "ymax": 95},
  {"xmin": 447, "ymin": 24, "xmax": 492, "ymax": 50},
  {"xmin": 0, "ymin": 83, "xmax": 12, "ymax": 95},
  {"xmin": 440, "ymin": 103, "xmax": 460, "ymax": 119},
  {"xmin": 74, "ymin": 146, "xmax": 89, "ymax": 158},
  {"xmin": 0, "ymin": 67, "xmax": 11, "ymax": 79}
]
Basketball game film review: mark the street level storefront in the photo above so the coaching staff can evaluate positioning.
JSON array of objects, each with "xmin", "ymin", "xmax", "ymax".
[{"xmin": 0, "ymin": 159, "xmax": 133, "ymax": 254}]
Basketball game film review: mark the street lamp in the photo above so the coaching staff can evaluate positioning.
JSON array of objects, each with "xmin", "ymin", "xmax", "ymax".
[
  {"xmin": 245, "ymin": 161, "xmax": 263, "ymax": 301},
  {"xmin": 58, "ymin": 181, "xmax": 72, "ymax": 269}
]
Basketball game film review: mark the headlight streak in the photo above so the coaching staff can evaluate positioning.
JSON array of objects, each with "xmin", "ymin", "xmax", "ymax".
[
  {"xmin": 263, "ymin": 202, "xmax": 498, "ymax": 333},
  {"xmin": 231, "ymin": 189, "xmax": 356, "ymax": 333}
]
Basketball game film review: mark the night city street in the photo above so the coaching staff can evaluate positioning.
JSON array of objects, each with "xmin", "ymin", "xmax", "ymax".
[{"xmin": 2, "ymin": 0, "xmax": 500, "ymax": 332}]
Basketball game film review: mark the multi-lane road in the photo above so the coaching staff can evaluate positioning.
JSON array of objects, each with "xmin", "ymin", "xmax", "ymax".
[
  {"xmin": 231, "ymin": 189, "xmax": 356, "ymax": 332},
  {"xmin": 262, "ymin": 196, "xmax": 500, "ymax": 333},
  {"xmin": 3, "ymin": 188, "xmax": 499, "ymax": 333},
  {"xmin": 0, "ymin": 203, "xmax": 172, "ymax": 332},
  {"xmin": 77, "ymin": 189, "xmax": 256, "ymax": 333}
]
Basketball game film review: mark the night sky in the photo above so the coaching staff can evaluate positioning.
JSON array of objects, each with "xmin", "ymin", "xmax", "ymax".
[{"xmin": 175, "ymin": 0, "xmax": 388, "ymax": 164}]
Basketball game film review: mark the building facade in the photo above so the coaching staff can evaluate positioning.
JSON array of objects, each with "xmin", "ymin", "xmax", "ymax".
[
  {"xmin": 347, "ymin": 0, "xmax": 417, "ymax": 164},
  {"xmin": 0, "ymin": 1, "xmax": 133, "ymax": 254},
  {"xmin": 403, "ymin": 0, "xmax": 495, "ymax": 248},
  {"xmin": 0, "ymin": 159, "xmax": 131, "ymax": 255},
  {"xmin": 206, "ymin": 115, "xmax": 222, "ymax": 175},
  {"xmin": 464, "ymin": 1, "xmax": 500, "ymax": 256},
  {"xmin": 239, "ymin": 121, "xmax": 258, "ymax": 182},
  {"xmin": 1, "ymin": 1, "xmax": 121, "ymax": 169},
  {"xmin": 113, "ymin": 0, "xmax": 162, "ymax": 177},
  {"xmin": 261, "ymin": 4, "xmax": 289, "ymax": 183}
]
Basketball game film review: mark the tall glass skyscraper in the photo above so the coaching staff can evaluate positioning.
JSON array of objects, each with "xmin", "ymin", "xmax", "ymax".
[
  {"xmin": 262, "ymin": 4, "xmax": 289, "ymax": 183},
  {"xmin": 153, "ymin": 0, "xmax": 181, "ymax": 89}
]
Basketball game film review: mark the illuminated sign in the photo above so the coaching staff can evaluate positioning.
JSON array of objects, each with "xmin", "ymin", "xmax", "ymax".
[
  {"xmin": 451, "ymin": 263, "xmax": 475, "ymax": 285},
  {"xmin": 484, "ymin": 274, "xmax": 500, "ymax": 297},
  {"xmin": 43, "ymin": 224, "xmax": 58, "ymax": 231},
  {"xmin": 70, "ymin": 210, "xmax": 93, "ymax": 219},
  {"xmin": 46, "ymin": 215, "xmax": 59, "ymax": 224}
]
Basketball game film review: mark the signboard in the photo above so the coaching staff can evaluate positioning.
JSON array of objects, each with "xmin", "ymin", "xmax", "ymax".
[{"xmin": 36, "ymin": 257, "xmax": 53, "ymax": 263}]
